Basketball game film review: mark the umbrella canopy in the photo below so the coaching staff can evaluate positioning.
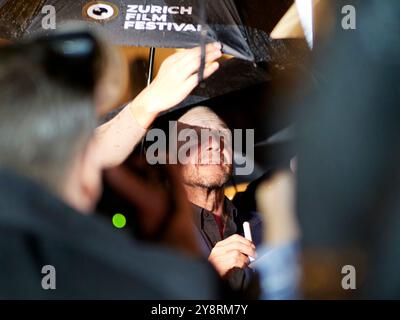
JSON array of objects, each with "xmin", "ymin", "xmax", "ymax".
[
  {"xmin": 0, "ymin": 0, "xmax": 310, "ymax": 115},
  {"xmin": 0, "ymin": 0, "xmax": 259, "ymax": 60},
  {"xmin": 0, "ymin": 0, "xmax": 310, "ymax": 62}
]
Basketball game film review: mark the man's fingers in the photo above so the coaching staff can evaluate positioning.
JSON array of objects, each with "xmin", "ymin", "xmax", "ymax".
[
  {"xmin": 228, "ymin": 250, "xmax": 251, "ymax": 269},
  {"xmin": 166, "ymin": 43, "xmax": 220, "ymax": 66},
  {"xmin": 202, "ymin": 61, "xmax": 220, "ymax": 79},
  {"xmin": 209, "ymin": 245, "xmax": 252, "ymax": 276},
  {"xmin": 182, "ymin": 62, "xmax": 219, "ymax": 93},
  {"xmin": 217, "ymin": 234, "xmax": 255, "ymax": 249},
  {"xmin": 182, "ymin": 43, "xmax": 222, "ymax": 61},
  {"xmin": 182, "ymin": 49, "xmax": 222, "ymax": 78},
  {"xmin": 177, "ymin": 43, "xmax": 222, "ymax": 74},
  {"xmin": 221, "ymin": 242, "xmax": 256, "ymax": 258},
  {"xmin": 176, "ymin": 50, "xmax": 221, "ymax": 80},
  {"xmin": 140, "ymin": 43, "xmax": 221, "ymax": 115},
  {"xmin": 186, "ymin": 61, "xmax": 219, "ymax": 87}
]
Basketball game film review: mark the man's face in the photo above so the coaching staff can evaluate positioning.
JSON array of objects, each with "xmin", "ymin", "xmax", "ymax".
[{"xmin": 180, "ymin": 125, "xmax": 233, "ymax": 189}]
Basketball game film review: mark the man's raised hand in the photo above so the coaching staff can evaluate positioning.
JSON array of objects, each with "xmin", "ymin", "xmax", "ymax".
[{"xmin": 130, "ymin": 43, "xmax": 222, "ymax": 128}]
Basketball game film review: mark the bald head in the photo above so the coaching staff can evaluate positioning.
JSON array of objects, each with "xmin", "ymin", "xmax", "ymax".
[
  {"xmin": 177, "ymin": 106, "xmax": 233, "ymax": 190},
  {"xmin": 178, "ymin": 106, "xmax": 228, "ymax": 130}
]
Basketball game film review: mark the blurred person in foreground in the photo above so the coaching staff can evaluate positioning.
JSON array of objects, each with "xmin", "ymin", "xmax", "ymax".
[
  {"xmin": 0, "ymin": 30, "xmax": 224, "ymax": 299},
  {"xmin": 296, "ymin": 0, "xmax": 400, "ymax": 298},
  {"xmin": 255, "ymin": 169, "xmax": 301, "ymax": 300}
]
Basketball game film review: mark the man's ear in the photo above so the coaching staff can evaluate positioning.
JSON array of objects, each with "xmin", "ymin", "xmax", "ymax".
[{"xmin": 78, "ymin": 138, "xmax": 103, "ymax": 212}]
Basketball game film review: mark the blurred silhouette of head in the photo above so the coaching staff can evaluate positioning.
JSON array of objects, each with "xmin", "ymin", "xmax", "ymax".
[{"xmin": 0, "ymin": 32, "xmax": 104, "ymax": 213}]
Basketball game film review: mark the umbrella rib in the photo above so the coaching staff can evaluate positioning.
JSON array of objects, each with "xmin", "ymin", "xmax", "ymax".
[{"xmin": 0, "ymin": 0, "xmax": 46, "ymax": 39}]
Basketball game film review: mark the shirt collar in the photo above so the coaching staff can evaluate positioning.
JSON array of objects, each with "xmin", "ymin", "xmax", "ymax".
[{"xmin": 192, "ymin": 197, "xmax": 238, "ymax": 220}]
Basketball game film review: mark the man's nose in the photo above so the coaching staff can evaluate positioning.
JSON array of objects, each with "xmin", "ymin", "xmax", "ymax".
[{"xmin": 205, "ymin": 138, "xmax": 221, "ymax": 152}]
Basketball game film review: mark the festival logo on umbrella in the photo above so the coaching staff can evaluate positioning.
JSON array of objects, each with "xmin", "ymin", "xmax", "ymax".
[{"xmin": 83, "ymin": 1, "xmax": 119, "ymax": 22}]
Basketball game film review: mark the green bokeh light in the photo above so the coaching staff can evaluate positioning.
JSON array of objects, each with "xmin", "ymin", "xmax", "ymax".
[{"xmin": 112, "ymin": 213, "xmax": 126, "ymax": 229}]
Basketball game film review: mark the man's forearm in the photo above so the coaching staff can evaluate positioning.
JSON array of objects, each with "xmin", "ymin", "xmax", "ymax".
[
  {"xmin": 93, "ymin": 43, "xmax": 222, "ymax": 169},
  {"xmin": 94, "ymin": 102, "xmax": 155, "ymax": 169}
]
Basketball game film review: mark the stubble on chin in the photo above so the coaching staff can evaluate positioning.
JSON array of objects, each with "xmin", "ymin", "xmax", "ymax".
[{"xmin": 183, "ymin": 164, "xmax": 232, "ymax": 189}]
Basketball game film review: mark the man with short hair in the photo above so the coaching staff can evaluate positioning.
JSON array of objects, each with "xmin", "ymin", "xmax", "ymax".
[
  {"xmin": 0, "ymin": 33, "xmax": 223, "ymax": 298},
  {"xmin": 176, "ymin": 107, "xmax": 261, "ymax": 292}
]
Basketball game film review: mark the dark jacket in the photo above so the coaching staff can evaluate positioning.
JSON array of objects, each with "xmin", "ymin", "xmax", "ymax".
[
  {"xmin": 192, "ymin": 198, "xmax": 262, "ymax": 293},
  {"xmin": 0, "ymin": 170, "xmax": 221, "ymax": 299}
]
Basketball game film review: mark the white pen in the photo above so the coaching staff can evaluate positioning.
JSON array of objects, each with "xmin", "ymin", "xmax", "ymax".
[{"xmin": 243, "ymin": 221, "xmax": 255, "ymax": 262}]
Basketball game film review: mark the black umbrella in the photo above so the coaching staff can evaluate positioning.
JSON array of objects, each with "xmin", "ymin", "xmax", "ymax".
[
  {"xmin": 0, "ymin": 0, "xmax": 257, "ymax": 59},
  {"xmin": 0, "ymin": 0, "xmax": 311, "ymax": 61},
  {"xmin": 0, "ymin": 0, "xmax": 309, "ymax": 106}
]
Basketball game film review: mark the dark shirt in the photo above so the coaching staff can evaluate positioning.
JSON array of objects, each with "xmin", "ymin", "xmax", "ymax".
[
  {"xmin": 192, "ymin": 198, "xmax": 262, "ymax": 292},
  {"xmin": 192, "ymin": 198, "xmax": 239, "ymax": 252}
]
